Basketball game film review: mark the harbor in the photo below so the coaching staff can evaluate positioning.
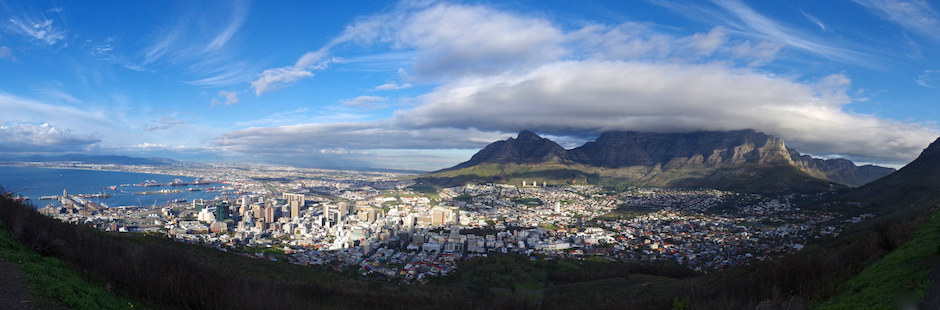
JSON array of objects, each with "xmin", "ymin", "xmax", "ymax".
[{"xmin": 0, "ymin": 167, "xmax": 229, "ymax": 209}]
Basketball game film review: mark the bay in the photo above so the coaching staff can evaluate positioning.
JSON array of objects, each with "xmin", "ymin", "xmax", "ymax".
[{"xmin": 0, "ymin": 166, "xmax": 225, "ymax": 208}]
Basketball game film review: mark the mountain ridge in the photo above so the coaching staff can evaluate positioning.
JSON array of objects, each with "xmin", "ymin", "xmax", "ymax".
[{"xmin": 424, "ymin": 129, "xmax": 896, "ymax": 191}]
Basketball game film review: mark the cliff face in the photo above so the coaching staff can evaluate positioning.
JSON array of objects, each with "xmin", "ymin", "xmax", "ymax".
[
  {"xmin": 787, "ymin": 150, "xmax": 897, "ymax": 187},
  {"xmin": 442, "ymin": 130, "xmax": 896, "ymax": 188},
  {"xmin": 567, "ymin": 129, "xmax": 794, "ymax": 168}
]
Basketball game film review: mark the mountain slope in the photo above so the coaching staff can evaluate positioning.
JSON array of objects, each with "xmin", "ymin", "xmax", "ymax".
[
  {"xmin": 446, "ymin": 130, "xmax": 570, "ymax": 170},
  {"xmin": 841, "ymin": 136, "xmax": 940, "ymax": 215},
  {"xmin": 420, "ymin": 130, "xmax": 895, "ymax": 192}
]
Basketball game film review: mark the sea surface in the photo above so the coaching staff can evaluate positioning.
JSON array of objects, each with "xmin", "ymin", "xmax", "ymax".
[{"xmin": 0, "ymin": 166, "xmax": 224, "ymax": 208}]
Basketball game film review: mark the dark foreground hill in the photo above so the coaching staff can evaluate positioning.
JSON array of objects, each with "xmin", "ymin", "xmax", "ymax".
[
  {"xmin": 420, "ymin": 130, "xmax": 894, "ymax": 193},
  {"xmin": 839, "ymin": 136, "xmax": 940, "ymax": 217}
]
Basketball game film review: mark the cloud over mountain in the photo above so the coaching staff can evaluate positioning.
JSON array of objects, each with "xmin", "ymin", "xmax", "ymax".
[{"xmin": 220, "ymin": 1, "xmax": 938, "ymax": 169}]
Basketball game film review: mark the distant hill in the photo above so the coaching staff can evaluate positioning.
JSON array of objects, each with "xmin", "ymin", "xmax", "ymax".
[
  {"xmin": 0, "ymin": 154, "xmax": 178, "ymax": 166},
  {"xmin": 418, "ymin": 130, "xmax": 895, "ymax": 193}
]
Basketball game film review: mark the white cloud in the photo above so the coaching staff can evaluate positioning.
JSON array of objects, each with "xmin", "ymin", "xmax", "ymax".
[
  {"xmin": 373, "ymin": 82, "xmax": 413, "ymax": 90},
  {"xmin": 801, "ymin": 10, "xmax": 827, "ymax": 31},
  {"xmin": 215, "ymin": 123, "xmax": 511, "ymax": 152},
  {"xmin": 219, "ymin": 90, "xmax": 239, "ymax": 105},
  {"xmin": 250, "ymin": 67, "xmax": 315, "ymax": 95},
  {"xmin": 220, "ymin": 59, "xmax": 938, "ymax": 166},
  {"xmin": 5, "ymin": 18, "xmax": 66, "ymax": 45},
  {"xmin": 854, "ymin": 0, "xmax": 940, "ymax": 41},
  {"xmin": 220, "ymin": 1, "xmax": 938, "ymax": 169},
  {"xmin": 252, "ymin": 1, "xmax": 566, "ymax": 95},
  {"xmin": 0, "ymin": 123, "xmax": 99, "ymax": 152}
]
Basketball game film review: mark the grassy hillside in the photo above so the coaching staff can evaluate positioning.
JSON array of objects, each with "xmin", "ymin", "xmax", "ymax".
[
  {"xmin": 815, "ymin": 207, "xmax": 940, "ymax": 309},
  {"xmin": 0, "ymin": 221, "xmax": 135, "ymax": 309}
]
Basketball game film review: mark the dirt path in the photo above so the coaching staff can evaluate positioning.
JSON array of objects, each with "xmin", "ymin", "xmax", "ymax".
[{"xmin": 0, "ymin": 257, "xmax": 59, "ymax": 310}]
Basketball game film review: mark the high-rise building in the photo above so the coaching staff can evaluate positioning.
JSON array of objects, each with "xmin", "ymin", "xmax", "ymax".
[
  {"xmin": 215, "ymin": 202, "xmax": 230, "ymax": 222},
  {"xmin": 252, "ymin": 203, "xmax": 263, "ymax": 219},
  {"xmin": 290, "ymin": 200, "xmax": 302, "ymax": 218},
  {"xmin": 338, "ymin": 201, "xmax": 348, "ymax": 216},
  {"xmin": 283, "ymin": 193, "xmax": 305, "ymax": 219},
  {"xmin": 264, "ymin": 205, "xmax": 275, "ymax": 223}
]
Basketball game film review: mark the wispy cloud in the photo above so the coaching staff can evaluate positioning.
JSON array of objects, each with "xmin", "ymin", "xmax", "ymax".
[
  {"xmin": 916, "ymin": 70, "xmax": 938, "ymax": 88},
  {"xmin": 0, "ymin": 46, "xmax": 14, "ymax": 60},
  {"xmin": 204, "ymin": 1, "xmax": 248, "ymax": 52},
  {"xmin": 145, "ymin": 117, "xmax": 187, "ymax": 131},
  {"xmin": 801, "ymin": 10, "xmax": 827, "ymax": 31},
  {"xmin": 648, "ymin": 0, "xmax": 870, "ymax": 66},
  {"xmin": 0, "ymin": 92, "xmax": 115, "ymax": 133},
  {"xmin": 138, "ymin": 0, "xmax": 251, "ymax": 86},
  {"xmin": 341, "ymin": 95, "xmax": 388, "ymax": 110},
  {"xmin": 4, "ymin": 17, "xmax": 66, "ymax": 46},
  {"xmin": 854, "ymin": 0, "xmax": 940, "ymax": 41},
  {"xmin": 373, "ymin": 82, "xmax": 413, "ymax": 91}
]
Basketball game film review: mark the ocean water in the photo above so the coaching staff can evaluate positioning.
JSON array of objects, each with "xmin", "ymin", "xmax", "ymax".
[{"xmin": 0, "ymin": 166, "xmax": 225, "ymax": 208}]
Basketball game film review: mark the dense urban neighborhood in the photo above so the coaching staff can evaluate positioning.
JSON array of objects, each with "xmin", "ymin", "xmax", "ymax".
[{"xmin": 27, "ymin": 162, "xmax": 872, "ymax": 281}]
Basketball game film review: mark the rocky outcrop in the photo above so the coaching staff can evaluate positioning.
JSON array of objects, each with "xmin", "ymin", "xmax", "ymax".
[{"xmin": 787, "ymin": 150, "xmax": 897, "ymax": 187}]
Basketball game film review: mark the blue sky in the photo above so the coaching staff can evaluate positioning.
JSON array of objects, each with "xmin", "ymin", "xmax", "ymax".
[{"xmin": 1, "ymin": 0, "xmax": 939, "ymax": 171}]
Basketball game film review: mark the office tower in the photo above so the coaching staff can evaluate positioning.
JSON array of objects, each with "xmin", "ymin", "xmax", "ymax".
[
  {"xmin": 290, "ymin": 200, "xmax": 302, "ymax": 218},
  {"xmin": 215, "ymin": 202, "xmax": 230, "ymax": 222},
  {"xmin": 339, "ymin": 201, "xmax": 348, "ymax": 216},
  {"xmin": 264, "ymin": 205, "xmax": 275, "ymax": 223}
]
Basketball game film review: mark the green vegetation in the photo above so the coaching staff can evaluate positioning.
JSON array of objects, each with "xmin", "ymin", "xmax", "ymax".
[
  {"xmin": 815, "ymin": 208, "xmax": 940, "ymax": 309},
  {"xmin": 429, "ymin": 254, "xmax": 699, "ymax": 308},
  {"xmin": 0, "ymin": 222, "xmax": 134, "ymax": 309},
  {"xmin": 594, "ymin": 203, "xmax": 661, "ymax": 221}
]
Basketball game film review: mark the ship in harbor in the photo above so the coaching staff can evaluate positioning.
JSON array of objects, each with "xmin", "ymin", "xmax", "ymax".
[
  {"xmin": 139, "ymin": 180, "xmax": 161, "ymax": 187},
  {"xmin": 169, "ymin": 178, "xmax": 189, "ymax": 186},
  {"xmin": 192, "ymin": 178, "xmax": 211, "ymax": 185}
]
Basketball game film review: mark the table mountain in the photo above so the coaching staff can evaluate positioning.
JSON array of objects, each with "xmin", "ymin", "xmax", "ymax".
[{"xmin": 419, "ymin": 130, "xmax": 895, "ymax": 192}]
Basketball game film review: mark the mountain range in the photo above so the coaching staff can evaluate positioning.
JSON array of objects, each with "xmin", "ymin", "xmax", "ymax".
[
  {"xmin": 0, "ymin": 154, "xmax": 178, "ymax": 166},
  {"xmin": 421, "ymin": 129, "xmax": 896, "ymax": 193}
]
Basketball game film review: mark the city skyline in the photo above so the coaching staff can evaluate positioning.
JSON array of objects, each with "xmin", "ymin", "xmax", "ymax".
[{"xmin": 2, "ymin": 0, "xmax": 939, "ymax": 170}]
